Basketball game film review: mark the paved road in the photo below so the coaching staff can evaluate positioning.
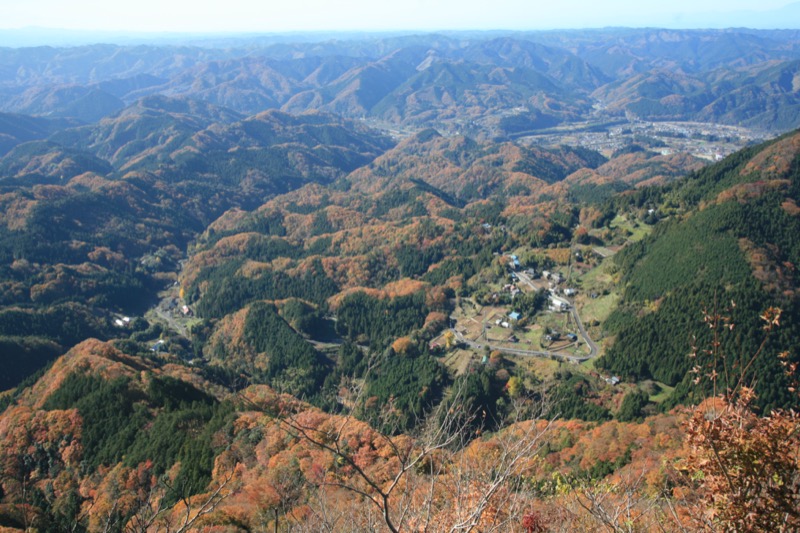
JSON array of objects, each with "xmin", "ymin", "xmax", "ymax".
[
  {"xmin": 569, "ymin": 299, "xmax": 598, "ymax": 358},
  {"xmin": 451, "ymin": 328, "xmax": 590, "ymax": 363},
  {"xmin": 152, "ymin": 304, "xmax": 190, "ymax": 339}
]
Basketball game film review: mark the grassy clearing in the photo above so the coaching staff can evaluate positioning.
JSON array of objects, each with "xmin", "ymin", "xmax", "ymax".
[
  {"xmin": 637, "ymin": 380, "xmax": 676, "ymax": 404},
  {"xmin": 509, "ymin": 354, "xmax": 563, "ymax": 381},
  {"xmin": 580, "ymin": 293, "xmax": 620, "ymax": 324},
  {"xmin": 578, "ymin": 256, "xmax": 616, "ymax": 286},
  {"xmin": 442, "ymin": 348, "xmax": 476, "ymax": 376},
  {"xmin": 648, "ymin": 382, "xmax": 675, "ymax": 404},
  {"xmin": 610, "ymin": 214, "xmax": 653, "ymax": 243}
]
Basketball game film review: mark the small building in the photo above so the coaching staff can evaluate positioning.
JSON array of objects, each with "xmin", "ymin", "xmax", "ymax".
[
  {"xmin": 181, "ymin": 305, "xmax": 193, "ymax": 317},
  {"xmin": 564, "ymin": 288, "xmax": 577, "ymax": 297},
  {"xmin": 508, "ymin": 312, "xmax": 521, "ymax": 321},
  {"xmin": 605, "ymin": 376, "xmax": 621, "ymax": 386},
  {"xmin": 566, "ymin": 333, "xmax": 578, "ymax": 342},
  {"xmin": 548, "ymin": 294, "xmax": 570, "ymax": 312},
  {"xmin": 114, "ymin": 319, "xmax": 125, "ymax": 327},
  {"xmin": 500, "ymin": 321, "xmax": 510, "ymax": 328}
]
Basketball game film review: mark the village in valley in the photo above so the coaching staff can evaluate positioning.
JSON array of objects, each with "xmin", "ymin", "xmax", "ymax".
[{"xmin": 432, "ymin": 215, "xmax": 651, "ymax": 389}]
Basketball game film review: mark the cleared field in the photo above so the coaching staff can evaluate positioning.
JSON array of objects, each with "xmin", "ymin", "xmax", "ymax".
[
  {"xmin": 508, "ymin": 354, "xmax": 564, "ymax": 381},
  {"xmin": 578, "ymin": 256, "xmax": 616, "ymax": 286},
  {"xmin": 441, "ymin": 348, "xmax": 476, "ymax": 376},
  {"xmin": 580, "ymin": 293, "xmax": 620, "ymax": 324},
  {"xmin": 648, "ymin": 382, "xmax": 676, "ymax": 404},
  {"xmin": 610, "ymin": 214, "xmax": 653, "ymax": 243}
]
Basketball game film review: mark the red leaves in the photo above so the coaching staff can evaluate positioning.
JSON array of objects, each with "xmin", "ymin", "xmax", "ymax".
[
  {"xmin": 522, "ymin": 510, "xmax": 546, "ymax": 532},
  {"xmin": 683, "ymin": 397, "xmax": 800, "ymax": 531}
]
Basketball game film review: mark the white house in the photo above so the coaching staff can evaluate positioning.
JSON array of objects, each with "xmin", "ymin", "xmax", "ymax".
[{"xmin": 548, "ymin": 293, "xmax": 570, "ymax": 312}]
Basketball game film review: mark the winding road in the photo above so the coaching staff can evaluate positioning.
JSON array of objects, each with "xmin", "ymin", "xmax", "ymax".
[{"xmin": 450, "ymin": 328, "xmax": 590, "ymax": 363}]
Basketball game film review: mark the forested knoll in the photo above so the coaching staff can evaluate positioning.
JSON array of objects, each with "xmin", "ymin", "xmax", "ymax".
[{"xmin": 0, "ymin": 337, "xmax": 685, "ymax": 531}]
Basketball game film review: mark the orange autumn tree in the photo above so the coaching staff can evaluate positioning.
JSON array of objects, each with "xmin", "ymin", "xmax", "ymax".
[
  {"xmin": 680, "ymin": 306, "xmax": 800, "ymax": 531},
  {"xmin": 240, "ymin": 382, "xmax": 555, "ymax": 533}
]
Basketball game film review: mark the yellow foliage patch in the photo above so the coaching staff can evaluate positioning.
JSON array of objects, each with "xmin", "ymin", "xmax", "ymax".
[{"xmin": 545, "ymin": 248, "xmax": 572, "ymax": 264}]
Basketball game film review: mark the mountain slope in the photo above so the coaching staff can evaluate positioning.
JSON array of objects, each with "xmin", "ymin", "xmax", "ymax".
[
  {"xmin": 598, "ymin": 130, "xmax": 800, "ymax": 411},
  {"xmin": 0, "ymin": 113, "xmax": 82, "ymax": 156},
  {"xmin": 0, "ymin": 101, "xmax": 393, "ymax": 390},
  {"xmin": 345, "ymin": 129, "xmax": 606, "ymax": 200}
]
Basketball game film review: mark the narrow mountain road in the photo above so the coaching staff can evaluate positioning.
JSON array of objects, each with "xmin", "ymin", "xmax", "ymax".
[
  {"xmin": 152, "ymin": 304, "xmax": 190, "ymax": 339},
  {"xmin": 569, "ymin": 303, "xmax": 598, "ymax": 358},
  {"xmin": 450, "ymin": 328, "xmax": 589, "ymax": 363}
]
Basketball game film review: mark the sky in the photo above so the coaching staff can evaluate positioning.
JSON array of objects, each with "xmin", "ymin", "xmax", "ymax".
[{"xmin": 0, "ymin": 0, "xmax": 797, "ymax": 34}]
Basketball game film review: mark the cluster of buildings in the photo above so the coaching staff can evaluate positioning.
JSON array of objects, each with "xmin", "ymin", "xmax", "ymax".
[
  {"xmin": 113, "ymin": 316, "xmax": 132, "ymax": 327},
  {"xmin": 502, "ymin": 283, "xmax": 522, "ymax": 299},
  {"xmin": 161, "ymin": 297, "xmax": 193, "ymax": 317},
  {"xmin": 523, "ymin": 119, "xmax": 765, "ymax": 160}
]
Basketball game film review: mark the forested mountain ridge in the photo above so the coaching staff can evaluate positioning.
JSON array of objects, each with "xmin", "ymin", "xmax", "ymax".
[
  {"xmin": 0, "ymin": 101, "xmax": 392, "ymax": 390},
  {"xmin": 598, "ymin": 130, "xmax": 800, "ymax": 411},
  {"xmin": 344, "ymin": 129, "xmax": 607, "ymax": 200},
  {"xmin": 0, "ymin": 335, "xmax": 697, "ymax": 532},
  {"xmin": 1, "ymin": 29, "xmax": 799, "ymax": 131},
  {"xmin": 0, "ymin": 112, "xmax": 82, "ymax": 156}
]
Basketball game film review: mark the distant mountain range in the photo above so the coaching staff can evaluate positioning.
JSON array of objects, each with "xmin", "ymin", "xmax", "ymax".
[{"xmin": 0, "ymin": 29, "xmax": 798, "ymax": 133}]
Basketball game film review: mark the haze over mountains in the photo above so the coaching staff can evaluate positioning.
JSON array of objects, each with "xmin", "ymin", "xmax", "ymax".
[
  {"xmin": 2, "ymin": 1, "xmax": 800, "ymax": 44},
  {"xmin": 0, "ymin": 29, "xmax": 799, "ymax": 136}
]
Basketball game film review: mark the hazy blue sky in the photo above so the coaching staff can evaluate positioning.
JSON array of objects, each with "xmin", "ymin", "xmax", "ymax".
[{"xmin": 0, "ymin": 0, "xmax": 797, "ymax": 32}]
